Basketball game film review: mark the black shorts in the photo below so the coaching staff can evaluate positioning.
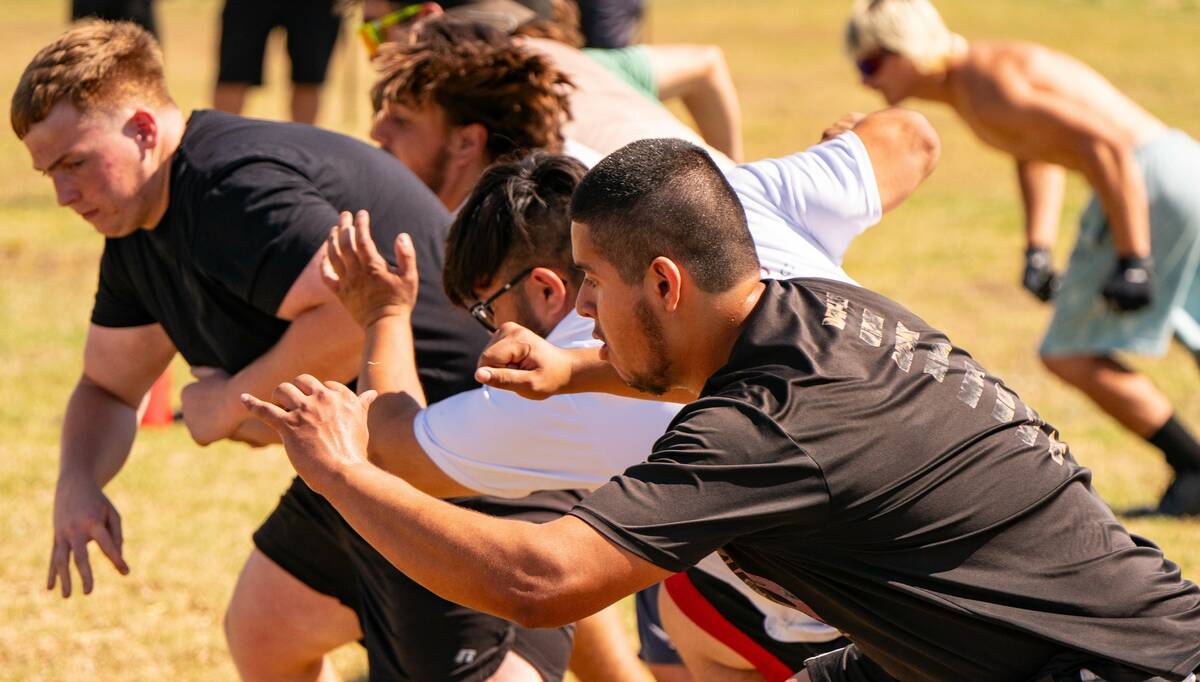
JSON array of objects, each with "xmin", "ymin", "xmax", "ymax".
[
  {"xmin": 72, "ymin": 0, "xmax": 156, "ymax": 35},
  {"xmin": 664, "ymin": 568, "xmax": 850, "ymax": 682},
  {"xmin": 254, "ymin": 476, "xmax": 579, "ymax": 681},
  {"xmin": 217, "ymin": 0, "xmax": 341, "ymax": 85}
]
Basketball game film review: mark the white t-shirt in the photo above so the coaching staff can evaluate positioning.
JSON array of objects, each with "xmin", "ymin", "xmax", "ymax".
[
  {"xmin": 417, "ymin": 132, "xmax": 878, "ymax": 496},
  {"xmin": 413, "ymin": 132, "xmax": 880, "ymax": 641}
]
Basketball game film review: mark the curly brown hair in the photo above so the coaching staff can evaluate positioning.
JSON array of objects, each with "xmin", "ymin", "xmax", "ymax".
[
  {"xmin": 371, "ymin": 19, "xmax": 573, "ymax": 162},
  {"xmin": 11, "ymin": 21, "xmax": 170, "ymax": 139}
]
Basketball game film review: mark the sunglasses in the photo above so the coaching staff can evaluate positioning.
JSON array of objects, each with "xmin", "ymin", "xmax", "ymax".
[
  {"xmin": 469, "ymin": 268, "xmax": 534, "ymax": 332},
  {"xmin": 358, "ymin": 4, "xmax": 424, "ymax": 57},
  {"xmin": 855, "ymin": 49, "xmax": 895, "ymax": 78}
]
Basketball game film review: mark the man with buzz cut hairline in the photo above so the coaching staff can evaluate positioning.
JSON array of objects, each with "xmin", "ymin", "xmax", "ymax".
[
  {"xmin": 13, "ymin": 19, "xmax": 578, "ymax": 682},
  {"xmin": 845, "ymin": 0, "xmax": 1200, "ymax": 517},
  {"xmin": 245, "ymin": 136, "xmax": 1200, "ymax": 681}
]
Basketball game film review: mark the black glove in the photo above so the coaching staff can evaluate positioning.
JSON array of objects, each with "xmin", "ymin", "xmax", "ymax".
[
  {"xmin": 1022, "ymin": 247, "xmax": 1060, "ymax": 302},
  {"xmin": 1101, "ymin": 255, "xmax": 1154, "ymax": 312}
]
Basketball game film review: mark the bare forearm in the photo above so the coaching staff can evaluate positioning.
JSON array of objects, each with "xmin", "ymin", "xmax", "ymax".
[
  {"xmin": 1017, "ymin": 160, "xmax": 1065, "ymax": 249},
  {"xmin": 230, "ymin": 303, "xmax": 363, "ymax": 400},
  {"xmin": 570, "ymin": 350, "xmax": 694, "ymax": 403},
  {"xmin": 316, "ymin": 461, "xmax": 571, "ymax": 625},
  {"xmin": 358, "ymin": 314, "xmax": 425, "ymax": 405},
  {"xmin": 653, "ymin": 45, "xmax": 744, "ymax": 163},
  {"xmin": 679, "ymin": 67, "xmax": 743, "ymax": 163},
  {"xmin": 1082, "ymin": 143, "xmax": 1151, "ymax": 257},
  {"xmin": 59, "ymin": 378, "xmax": 138, "ymax": 488}
]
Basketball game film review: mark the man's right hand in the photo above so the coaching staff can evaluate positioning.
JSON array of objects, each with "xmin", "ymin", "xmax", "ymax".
[
  {"xmin": 475, "ymin": 323, "xmax": 578, "ymax": 400},
  {"xmin": 320, "ymin": 210, "xmax": 420, "ymax": 328},
  {"xmin": 48, "ymin": 477, "xmax": 129, "ymax": 598},
  {"xmin": 1022, "ymin": 246, "xmax": 1060, "ymax": 302}
]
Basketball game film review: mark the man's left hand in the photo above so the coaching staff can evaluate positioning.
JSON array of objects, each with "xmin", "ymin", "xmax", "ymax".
[
  {"xmin": 1101, "ymin": 256, "xmax": 1154, "ymax": 312},
  {"xmin": 180, "ymin": 366, "xmax": 244, "ymax": 446},
  {"xmin": 321, "ymin": 210, "xmax": 420, "ymax": 328},
  {"xmin": 240, "ymin": 376, "xmax": 377, "ymax": 493}
]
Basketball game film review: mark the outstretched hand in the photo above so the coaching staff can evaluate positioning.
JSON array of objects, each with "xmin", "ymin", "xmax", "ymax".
[
  {"xmin": 47, "ymin": 478, "xmax": 129, "ymax": 598},
  {"xmin": 321, "ymin": 210, "xmax": 420, "ymax": 328},
  {"xmin": 475, "ymin": 322, "xmax": 577, "ymax": 400},
  {"xmin": 240, "ymin": 376, "xmax": 377, "ymax": 492}
]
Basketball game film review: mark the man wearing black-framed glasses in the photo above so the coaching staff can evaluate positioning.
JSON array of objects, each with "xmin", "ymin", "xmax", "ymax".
[{"xmin": 470, "ymin": 268, "xmax": 535, "ymax": 332}]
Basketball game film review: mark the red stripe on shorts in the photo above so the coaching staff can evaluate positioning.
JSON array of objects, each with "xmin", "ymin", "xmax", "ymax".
[{"xmin": 663, "ymin": 572, "xmax": 795, "ymax": 682}]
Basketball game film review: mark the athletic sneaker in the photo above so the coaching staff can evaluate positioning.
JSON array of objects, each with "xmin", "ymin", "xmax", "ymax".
[{"xmin": 1126, "ymin": 472, "xmax": 1200, "ymax": 518}]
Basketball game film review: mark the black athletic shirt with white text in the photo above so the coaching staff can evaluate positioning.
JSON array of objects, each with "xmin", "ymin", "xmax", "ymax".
[
  {"xmin": 571, "ymin": 278, "xmax": 1200, "ymax": 681},
  {"xmin": 90, "ymin": 109, "xmax": 487, "ymax": 402}
]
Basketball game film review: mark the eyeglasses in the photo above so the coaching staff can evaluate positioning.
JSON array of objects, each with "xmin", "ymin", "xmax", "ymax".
[
  {"xmin": 358, "ymin": 4, "xmax": 424, "ymax": 57},
  {"xmin": 469, "ymin": 268, "xmax": 534, "ymax": 332},
  {"xmin": 855, "ymin": 49, "xmax": 895, "ymax": 78}
]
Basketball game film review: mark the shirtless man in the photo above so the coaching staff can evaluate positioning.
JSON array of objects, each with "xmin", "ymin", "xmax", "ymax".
[{"xmin": 845, "ymin": 0, "xmax": 1200, "ymax": 516}]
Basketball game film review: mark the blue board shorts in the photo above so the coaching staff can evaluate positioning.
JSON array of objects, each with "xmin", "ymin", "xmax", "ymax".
[{"xmin": 1041, "ymin": 129, "xmax": 1200, "ymax": 359}]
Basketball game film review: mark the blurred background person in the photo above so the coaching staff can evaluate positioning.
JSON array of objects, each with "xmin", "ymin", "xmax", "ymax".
[
  {"xmin": 212, "ymin": 0, "xmax": 343, "ymax": 124},
  {"xmin": 71, "ymin": 0, "xmax": 157, "ymax": 36},
  {"xmin": 846, "ymin": 0, "xmax": 1200, "ymax": 517},
  {"xmin": 356, "ymin": 0, "xmax": 744, "ymax": 161},
  {"xmin": 576, "ymin": 0, "xmax": 642, "ymax": 48}
]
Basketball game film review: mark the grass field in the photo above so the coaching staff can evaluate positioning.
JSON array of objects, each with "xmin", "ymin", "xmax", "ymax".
[{"xmin": 1, "ymin": 0, "xmax": 1198, "ymax": 679}]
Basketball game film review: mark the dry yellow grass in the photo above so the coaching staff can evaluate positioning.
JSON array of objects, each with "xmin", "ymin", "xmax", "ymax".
[{"xmin": 0, "ymin": 0, "xmax": 1197, "ymax": 679}]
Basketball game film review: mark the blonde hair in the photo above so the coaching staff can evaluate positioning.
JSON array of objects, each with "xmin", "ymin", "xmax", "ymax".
[
  {"xmin": 11, "ymin": 21, "xmax": 171, "ymax": 139},
  {"xmin": 845, "ymin": 0, "xmax": 966, "ymax": 73}
]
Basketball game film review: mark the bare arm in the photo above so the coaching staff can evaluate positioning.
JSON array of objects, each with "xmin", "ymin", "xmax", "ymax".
[
  {"xmin": 180, "ymin": 243, "xmax": 364, "ymax": 446},
  {"xmin": 647, "ymin": 44, "xmax": 745, "ymax": 162},
  {"xmin": 321, "ymin": 210, "xmax": 477, "ymax": 498},
  {"xmin": 842, "ymin": 108, "xmax": 941, "ymax": 213},
  {"xmin": 242, "ymin": 379, "xmax": 673, "ymax": 628},
  {"xmin": 1016, "ymin": 159, "xmax": 1066, "ymax": 250},
  {"xmin": 475, "ymin": 323, "xmax": 695, "ymax": 403},
  {"xmin": 51, "ymin": 323, "xmax": 176, "ymax": 597},
  {"xmin": 982, "ymin": 76, "xmax": 1150, "ymax": 258}
]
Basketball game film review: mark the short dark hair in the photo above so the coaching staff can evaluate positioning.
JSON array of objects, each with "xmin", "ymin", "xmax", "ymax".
[
  {"xmin": 570, "ymin": 138, "xmax": 759, "ymax": 292},
  {"xmin": 444, "ymin": 152, "xmax": 588, "ymax": 307},
  {"xmin": 371, "ymin": 18, "xmax": 573, "ymax": 162}
]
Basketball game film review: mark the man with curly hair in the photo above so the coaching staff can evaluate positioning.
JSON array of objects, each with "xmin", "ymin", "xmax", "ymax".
[{"xmin": 368, "ymin": 19, "xmax": 584, "ymax": 211}]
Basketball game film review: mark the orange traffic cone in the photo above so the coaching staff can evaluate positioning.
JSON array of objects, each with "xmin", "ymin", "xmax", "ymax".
[{"xmin": 141, "ymin": 372, "xmax": 174, "ymax": 427}]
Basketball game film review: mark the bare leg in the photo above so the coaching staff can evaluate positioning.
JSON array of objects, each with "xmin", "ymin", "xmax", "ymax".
[
  {"xmin": 213, "ymin": 82, "xmax": 250, "ymax": 116},
  {"xmin": 569, "ymin": 604, "xmax": 656, "ymax": 682},
  {"xmin": 1040, "ymin": 354, "xmax": 1172, "ymax": 437},
  {"xmin": 225, "ymin": 549, "xmax": 362, "ymax": 682},
  {"xmin": 291, "ymin": 84, "xmax": 323, "ymax": 126},
  {"xmin": 658, "ymin": 587, "xmax": 763, "ymax": 682}
]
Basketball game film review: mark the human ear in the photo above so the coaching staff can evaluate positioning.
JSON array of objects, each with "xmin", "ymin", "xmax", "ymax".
[
  {"xmin": 527, "ymin": 267, "xmax": 569, "ymax": 318},
  {"xmin": 454, "ymin": 123, "xmax": 489, "ymax": 162},
  {"xmin": 128, "ymin": 110, "xmax": 158, "ymax": 150},
  {"xmin": 646, "ymin": 257, "xmax": 683, "ymax": 312}
]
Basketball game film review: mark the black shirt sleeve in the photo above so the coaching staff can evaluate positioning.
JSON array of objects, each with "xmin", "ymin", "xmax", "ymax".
[
  {"xmin": 91, "ymin": 239, "xmax": 156, "ymax": 328},
  {"xmin": 569, "ymin": 398, "xmax": 831, "ymax": 571},
  {"xmin": 194, "ymin": 160, "xmax": 340, "ymax": 315}
]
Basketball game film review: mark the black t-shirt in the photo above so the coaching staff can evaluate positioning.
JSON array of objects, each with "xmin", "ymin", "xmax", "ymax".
[
  {"xmin": 91, "ymin": 110, "xmax": 487, "ymax": 403},
  {"xmin": 572, "ymin": 278, "xmax": 1200, "ymax": 681}
]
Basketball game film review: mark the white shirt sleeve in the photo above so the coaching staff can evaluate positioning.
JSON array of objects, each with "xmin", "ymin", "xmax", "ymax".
[
  {"xmin": 412, "ymin": 311, "xmax": 680, "ymax": 498},
  {"xmin": 730, "ymin": 131, "xmax": 882, "ymax": 267},
  {"xmin": 413, "ymin": 388, "xmax": 680, "ymax": 498}
]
